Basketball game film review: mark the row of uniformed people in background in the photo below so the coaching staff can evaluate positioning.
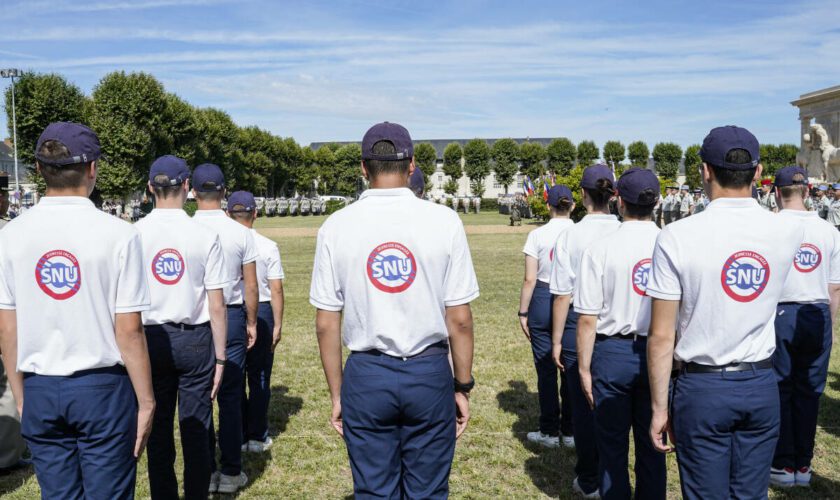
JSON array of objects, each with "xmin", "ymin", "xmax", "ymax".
[
  {"xmin": 658, "ymin": 184, "xmax": 707, "ymax": 225},
  {"xmin": 0, "ymin": 122, "xmax": 285, "ymax": 499},
  {"xmin": 519, "ymin": 125, "xmax": 838, "ymax": 499}
]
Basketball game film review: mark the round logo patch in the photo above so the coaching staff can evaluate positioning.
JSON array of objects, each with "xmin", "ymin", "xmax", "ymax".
[
  {"xmin": 36, "ymin": 250, "xmax": 81, "ymax": 300},
  {"xmin": 631, "ymin": 258, "xmax": 652, "ymax": 296},
  {"xmin": 152, "ymin": 248, "xmax": 185, "ymax": 285},
  {"xmin": 366, "ymin": 242, "xmax": 417, "ymax": 294},
  {"xmin": 793, "ymin": 243, "xmax": 821, "ymax": 273},
  {"xmin": 720, "ymin": 251, "xmax": 770, "ymax": 303}
]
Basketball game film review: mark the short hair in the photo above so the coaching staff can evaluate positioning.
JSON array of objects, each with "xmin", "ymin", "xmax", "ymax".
[
  {"xmin": 228, "ymin": 204, "xmax": 253, "ymax": 221},
  {"xmin": 363, "ymin": 140, "xmax": 412, "ymax": 178},
  {"xmin": 194, "ymin": 190, "xmax": 223, "ymax": 202},
  {"xmin": 36, "ymin": 140, "xmax": 91, "ymax": 189},
  {"xmin": 583, "ymin": 178, "xmax": 614, "ymax": 209},
  {"xmin": 708, "ymin": 149, "xmax": 757, "ymax": 189},
  {"xmin": 552, "ymin": 197, "xmax": 573, "ymax": 215},
  {"xmin": 779, "ymin": 173, "xmax": 808, "ymax": 200},
  {"xmin": 152, "ymin": 175, "xmax": 184, "ymax": 200},
  {"xmin": 622, "ymin": 198, "xmax": 656, "ymax": 218}
]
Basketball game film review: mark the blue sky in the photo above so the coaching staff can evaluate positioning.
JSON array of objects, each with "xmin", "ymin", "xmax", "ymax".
[{"xmin": 2, "ymin": 0, "xmax": 839, "ymax": 149}]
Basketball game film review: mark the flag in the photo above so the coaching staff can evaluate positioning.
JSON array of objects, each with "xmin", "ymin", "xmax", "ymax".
[
  {"xmin": 543, "ymin": 177, "xmax": 550, "ymax": 201},
  {"xmin": 524, "ymin": 176, "xmax": 534, "ymax": 196}
]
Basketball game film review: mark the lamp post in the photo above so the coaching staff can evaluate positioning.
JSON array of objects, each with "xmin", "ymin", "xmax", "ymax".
[{"xmin": 0, "ymin": 68, "xmax": 21, "ymax": 195}]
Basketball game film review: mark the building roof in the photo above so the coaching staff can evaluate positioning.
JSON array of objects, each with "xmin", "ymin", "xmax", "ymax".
[
  {"xmin": 791, "ymin": 85, "xmax": 840, "ymax": 107},
  {"xmin": 310, "ymin": 137, "xmax": 557, "ymax": 159}
]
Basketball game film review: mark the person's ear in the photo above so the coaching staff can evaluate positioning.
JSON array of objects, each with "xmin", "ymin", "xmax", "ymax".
[
  {"xmin": 701, "ymin": 163, "xmax": 712, "ymax": 184},
  {"xmin": 361, "ymin": 161, "xmax": 369, "ymax": 180},
  {"xmin": 409, "ymin": 159, "xmax": 416, "ymax": 176},
  {"xmin": 754, "ymin": 164, "xmax": 764, "ymax": 181}
]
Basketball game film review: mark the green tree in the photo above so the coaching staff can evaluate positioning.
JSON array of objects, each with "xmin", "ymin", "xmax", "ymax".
[
  {"xmin": 519, "ymin": 141, "xmax": 546, "ymax": 180},
  {"xmin": 443, "ymin": 142, "xmax": 463, "ymax": 181},
  {"xmin": 160, "ymin": 93, "xmax": 203, "ymax": 166},
  {"xmin": 443, "ymin": 178, "xmax": 459, "ymax": 196},
  {"xmin": 556, "ymin": 164, "xmax": 586, "ymax": 221},
  {"xmin": 315, "ymin": 145, "xmax": 338, "ymax": 194},
  {"xmin": 603, "ymin": 140, "xmax": 625, "ymax": 167},
  {"xmin": 683, "ymin": 144, "xmax": 702, "ymax": 189},
  {"xmin": 414, "ymin": 142, "xmax": 437, "ymax": 187},
  {"xmin": 193, "ymin": 107, "xmax": 240, "ymax": 188},
  {"xmin": 627, "ymin": 141, "xmax": 650, "ymax": 167},
  {"xmin": 652, "ymin": 142, "xmax": 683, "ymax": 180},
  {"xmin": 4, "ymin": 72, "xmax": 87, "ymax": 191},
  {"xmin": 463, "ymin": 139, "xmax": 491, "ymax": 197},
  {"xmin": 89, "ymin": 71, "xmax": 169, "ymax": 197},
  {"xmin": 775, "ymin": 144, "xmax": 799, "ymax": 169},
  {"xmin": 546, "ymin": 137, "xmax": 576, "ymax": 176},
  {"xmin": 490, "ymin": 138, "xmax": 519, "ymax": 194},
  {"xmin": 333, "ymin": 143, "xmax": 363, "ymax": 196},
  {"xmin": 576, "ymin": 140, "xmax": 599, "ymax": 166},
  {"xmin": 296, "ymin": 146, "xmax": 318, "ymax": 196}
]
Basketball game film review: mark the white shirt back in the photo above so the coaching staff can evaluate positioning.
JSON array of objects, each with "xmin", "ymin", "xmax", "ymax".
[
  {"xmin": 777, "ymin": 209, "xmax": 840, "ymax": 303},
  {"xmin": 309, "ymin": 188, "xmax": 479, "ymax": 357},
  {"xmin": 523, "ymin": 218, "xmax": 574, "ymax": 283},
  {"xmin": 647, "ymin": 198, "xmax": 803, "ymax": 365},
  {"xmin": 0, "ymin": 197, "xmax": 150, "ymax": 375},
  {"xmin": 193, "ymin": 209, "xmax": 258, "ymax": 305},
  {"xmin": 135, "ymin": 209, "xmax": 230, "ymax": 325},
  {"xmin": 549, "ymin": 214, "xmax": 621, "ymax": 305},
  {"xmin": 251, "ymin": 229, "xmax": 285, "ymax": 302},
  {"xmin": 576, "ymin": 221, "xmax": 660, "ymax": 336}
]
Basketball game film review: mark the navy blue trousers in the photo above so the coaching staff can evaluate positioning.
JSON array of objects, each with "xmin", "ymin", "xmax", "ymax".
[
  {"xmin": 562, "ymin": 307, "xmax": 599, "ymax": 493},
  {"xmin": 242, "ymin": 302, "xmax": 275, "ymax": 442},
  {"xmin": 773, "ymin": 302, "xmax": 832, "ymax": 470},
  {"xmin": 146, "ymin": 323, "xmax": 215, "ymax": 499},
  {"xmin": 528, "ymin": 284, "xmax": 572, "ymax": 437},
  {"xmin": 341, "ymin": 347, "xmax": 455, "ymax": 499},
  {"xmin": 209, "ymin": 304, "xmax": 247, "ymax": 475},
  {"xmin": 22, "ymin": 366, "xmax": 137, "ymax": 500},
  {"xmin": 673, "ymin": 367, "xmax": 779, "ymax": 500},
  {"xmin": 591, "ymin": 337, "xmax": 665, "ymax": 500}
]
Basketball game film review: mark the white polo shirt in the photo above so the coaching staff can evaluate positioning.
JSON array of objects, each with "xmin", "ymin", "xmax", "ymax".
[
  {"xmin": 777, "ymin": 209, "xmax": 840, "ymax": 303},
  {"xmin": 523, "ymin": 217, "xmax": 575, "ymax": 284},
  {"xmin": 575, "ymin": 221, "xmax": 660, "ymax": 336},
  {"xmin": 549, "ymin": 214, "xmax": 620, "ymax": 305},
  {"xmin": 135, "ymin": 209, "xmax": 230, "ymax": 326},
  {"xmin": 309, "ymin": 188, "xmax": 479, "ymax": 357},
  {"xmin": 193, "ymin": 209, "xmax": 258, "ymax": 305},
  {"xmin": 647, "ymin": 197, "xmax": 803, "ymax": 365},
  {"xmin": 0, "ymin": 197, "xmax": 150, "ymax": 376},
  {"xmin": 252, "ymin": 229, "xmax": 285, "ymax": 303}
]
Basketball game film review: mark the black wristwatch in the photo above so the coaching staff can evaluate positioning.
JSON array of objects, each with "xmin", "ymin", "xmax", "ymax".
[
  {"xmin": 215, "ymin": 358, "xmax": 226, "ymax": 366},
  {"xmin": 454, "ymin": 376, "xmax": 475, "ymax": 394},
  {"xmin": 517, "ymin": 311, "xmax": 528, "ymax": 318}
]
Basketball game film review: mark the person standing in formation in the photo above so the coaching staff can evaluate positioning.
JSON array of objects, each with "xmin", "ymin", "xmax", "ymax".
[
  {"xmin": 758, "ymin": 179, "xmax": 778, "ymax": 212},
  {"xmin": 518, "ymin": 185, "xmax": 576, "ymax": 449},
  {"xmin": 192, "ymin": 163, "xmax": 259, "ymax": 494},
  {"xmin": 691, "ymin": 189, "xmax": 707, "ymax": 215},
  {"xmin": 646, "ymin": 126, "xmax": 803, "ymax": 499},
  {"xmin": 668, "ymin": 185, "xmax": 682, "ymax": 223},
  {"xmin": 135, "ymin": 155, "xmax": 230, "ymax": 498},
  {"xmin": 226, "ymin": 191, "xmax": 286, "ymax": 454},
  {"xmin": 311, "ymin": 122, "xmax": 478, "ymax": 498},
  {"xmin": 661, "ymin": 187, "xmax": 674, "ymax": 225},
  {"xmin": 0, "ymin": 122, "xmax": 154, "ymax": 498},
  {"xmin": 815, "ymin": 185, "xmax": 829, "ymax": 219},
  {"xmin": 550, "ymin": 164, "xmax": 621, "ymax": 498},
  {"xmin": 769, "ymin": 166, "xmax": 840, "ymax": 488},
  {"xmin": 828, "ymin": 184, "xmax": 840, "ymax": 230},
  {"xmin": 679, "ymin": 185, "xmax": 693, "ymax": 219},
  {"xmin": 576, "ymin": 167, "xmax": 666, "ymax": 499}
]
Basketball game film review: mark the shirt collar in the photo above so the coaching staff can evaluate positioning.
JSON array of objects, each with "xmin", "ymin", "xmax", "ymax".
[
  {"xmin": 193, "ymin": 209, "xmax": 226, "ymax": 218},
  {"xmin": 37, "ymin": 196, "xmax": 95, "ymax": 208},
  {"xmin": 706, "ymin": 197, "xmax": 759, "ymax": 210},
  {"xmin": 620, "ymin": 220, "xmax": 657, "ymax": 228},
  {"xmin": 150, "ymin": 208, "xmax": 188, "ymax": 217},
  {"xmin": 359, "ymin": 188, "xmax": 414, "ymax": 200},
  {"xmin": 780, "ymin": 208, "xmax": 818, "ymax": 218},
  {"xmin": 580, "ymin": 213, "xmax": 617, "ymax": 222}
]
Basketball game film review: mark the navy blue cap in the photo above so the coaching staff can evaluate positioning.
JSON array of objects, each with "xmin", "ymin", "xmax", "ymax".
[
  {"xmin": 361, "ymin": 122, "xmax": 414, "ymax": 161},
  {"xmin": 149, "ymin": 155, "xmax": 189, "ymax": 186},
  {"xmin": 409, "ymin": 167, "xmax": 425, "ymax": 193},
  {"xmin": 616, "ymin": 167, "xmax": 660, "ymax": 205},
  {"xmin": 547, "ymin": 185, "xmax": 573, "ymax": 207},
  {"xmin": 699, "ymin": 125, "xmax": 760, "ymax": 170},
  {"xmin": 227, "ymin": 191, "xmax": 255, "ymax": 213},
  {"xmin": 192, "ymin": 163, "xmax": 225, "ymax": 192},
  {"xmin": 773, "ymin": 165, "xmax": 808, "ymax": 187},
  {"xmin": 35, "ymin": 122, "xmax": 102, "ymax": 166},
  {"xmin": 580, "ymin": 163, "xmax": 614, "ymax": 189}
]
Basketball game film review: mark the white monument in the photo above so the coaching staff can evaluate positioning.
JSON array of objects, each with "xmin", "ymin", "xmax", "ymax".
[{"xmin": 791, "ymin": 85, "xmax": 840, "ymax": 182}]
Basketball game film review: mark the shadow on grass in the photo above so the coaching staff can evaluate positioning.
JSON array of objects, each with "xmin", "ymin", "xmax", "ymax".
[
  {"xmin": 497, "ymin": 380, "xmax": 576, "ymax": 498},
  {"xmin": 0, "ymin": 459, "xmax": 33, "ymax": 497},
  {"xmin": 818, "ymin": 371, "xmax": 840, "ymax": 439}
]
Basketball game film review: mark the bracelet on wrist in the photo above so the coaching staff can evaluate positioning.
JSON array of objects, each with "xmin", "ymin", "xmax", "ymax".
[
  {"xmin": 215, "ymin": 358, "xmax": 226, "ymax": 366},
  {"xmin": 517, "ymin": 311, "xmax": 528, "ymax": 318}
]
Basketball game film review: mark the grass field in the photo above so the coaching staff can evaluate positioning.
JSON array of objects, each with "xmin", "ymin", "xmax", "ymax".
[{"xmin": 2, "ymin": 211, "xmax": 839, "ymax": 499}]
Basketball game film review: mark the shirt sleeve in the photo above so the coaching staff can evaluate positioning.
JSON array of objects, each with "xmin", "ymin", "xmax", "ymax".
[
  {"xmin": 522, "ymin": 230, "xmax": 538, "ymax": 258},
  {"xmin": 443, "ymin": 220, "xmax": 480, "ymax": 306},
  {"xmin": 829, "ymin": 229, "xmax": 840, "ymax": 285},
  {"xmin": 0, "ymin": 234, "xmax": 15, "ymax": 309},
  {"xmin": 204, "ymin": 235, "xmax": 231, "ymax": 290},
  {"xmin": 646, "ymin": 229, "xmax": 682, "ymax": 300},
  {"xmin": 574, "ymin": 248, "xmax": 603, "ymax": 315},
  {"xmin": 266, "ymin": 243, "xmax": 285, "ymax": 280},
  {"xmin": 116, "ymin": 231, "xmax": 151, "ymax": 313},
  {"xmin": 309, "ymin": 227, "xmax": 344, "ymax": 311},
  {"xmin": 549, "ymin": 232, "xmax": 574, "ymax": 296},
  {"xmin": 242, "ymin": 229, "xmax": 258, "ymax": 265}
]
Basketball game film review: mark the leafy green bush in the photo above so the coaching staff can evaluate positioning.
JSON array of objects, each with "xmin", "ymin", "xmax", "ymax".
[
  {"xmin": 325, "ymin": 199, "xmax": 345, "ymax": 215},
  {"xmin": 183, "ymin": 200, "xmax": 197, "ymax": 216}
]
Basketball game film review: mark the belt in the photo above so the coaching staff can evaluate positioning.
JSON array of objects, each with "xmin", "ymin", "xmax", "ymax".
[
  {"xmin": 354, "ymin": 341, "xmax": 449, "ymax": 360},
  {"xmin": 596, "ymin": 333, "xmax": 646, "ymax": 341},
  {"xmin": 535, "ymin": 281, "xmax": 550, "ymax": 289},
  {"xmin": 681, "ymin": 359, "xmax": 772, "ymax": 374}
]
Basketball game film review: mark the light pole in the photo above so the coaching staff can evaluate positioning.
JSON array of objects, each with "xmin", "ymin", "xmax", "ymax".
[{"xmin": 1, "ymin": 68, "xmax": 21, "ymax": 196}]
